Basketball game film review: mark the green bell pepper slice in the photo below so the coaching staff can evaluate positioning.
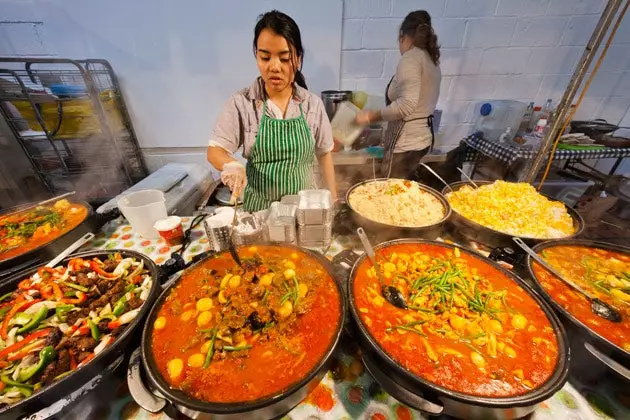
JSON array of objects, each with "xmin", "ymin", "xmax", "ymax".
[
  {"xmin": 112, "ymin": 296, "xmax": 127, "ymax": 317},
  {"xmin": 11, "ymin": 312, "xmax": 32, "ymax": 326},
  {"xmin": 16, "ymin": 306, "xmax": 48, "ymax": 335},
  {"xmin": 87, "ymin": 319, "xmax": 100, "ymax": 341},
  {"xmin": 1, "ymin": 375, "xmax": 35, "ymax": 390},
  {"xmin": 55, "ymin": 304, "xmax": 75, "ymax": 322},
  {"xmin": 17, "ymin": 346, "xmax": 56, "ymax": 382},
  {"xmin": 2, "ymin": 386, "xmax": 33, "ymax": 398}
]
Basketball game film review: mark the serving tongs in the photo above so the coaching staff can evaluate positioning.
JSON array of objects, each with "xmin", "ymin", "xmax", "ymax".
[
  {"xmin": 46, "ymin": 232, "xmax": 95, "ymax": 268},
  {"xmin": 357, "ymin": 227, "xmax": 407, "ymax": 309},
  {"xmin": 513, "ymin": 237, "xmax": 623, "ymax": 323}
]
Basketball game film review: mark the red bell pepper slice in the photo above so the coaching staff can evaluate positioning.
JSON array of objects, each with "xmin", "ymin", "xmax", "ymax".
[
  {"xmin": 7, "ymin": 339, "xmax": 46, "ymax": 361},
  {"xmin": 1, "ymin": 298, "xmax": 24, "ymax": 339},
  {"xmin": 62, "ymin": 291, "xmax": 86, "ymax": 305},
  {"xmin": 0, "ymin": 328, "xmax": 51, "ymax": 359},
  {"xmin": 77, "ymin": 353, "xmax": 95, "ymax": 368},
  {"xmin": 90, "ymin": 261, "xmax": 117, "ymax": 279},
  {"xmin": 37, "ymin": 267, "xmax": 57, "ymax": 279},
  {"xmin": 0, "ymin": 298, "xmax": 43, "ymax": 339},
  {"xmin": 68, "ymin": 258, "xmax": 88, "ymax": 272}
]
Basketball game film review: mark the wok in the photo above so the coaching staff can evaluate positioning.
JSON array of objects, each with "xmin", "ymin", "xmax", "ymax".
[
  {"xmin": 570, "ymin": 119, "xmax": 619, "ymax": 142},
  {"xmin": 0, "ymin": 249, "xmax": 160, "ymax": 420},
  {"xmin": 0, "ymin": 199, "xmax": 96, "ymax": 277},
  {"xmin": 128, "ymin": 243, "xmax": 346, "ymax": 419},
  {"xmin": 442, "ymin": 181, "xmax": 584, "ymax": 249},
  {"xmin": 348, "ymin": 238, "xmax": 570, "ymax": 420},
  {"xmin": 346, "ymin": 178, "xmax": 451, "ymax": 242},
  {"xmin": 526, "ymin": 239, "xmax": 630, "ymax": 381}
]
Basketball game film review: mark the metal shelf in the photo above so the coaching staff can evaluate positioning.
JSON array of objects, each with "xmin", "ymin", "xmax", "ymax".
[{"xmin": 0, "ymin": 58, "xmax": 148, "ymax": 204}]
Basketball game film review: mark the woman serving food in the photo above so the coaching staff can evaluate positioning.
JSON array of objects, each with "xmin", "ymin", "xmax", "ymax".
[{"xmin": 207, "ymin": 10, "xmax": 337, "ymax": 212}]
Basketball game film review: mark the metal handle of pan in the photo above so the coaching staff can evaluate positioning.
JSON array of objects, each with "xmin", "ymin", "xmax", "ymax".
[
  {"xmin": 418, "ymin": 162, "xmax": 452, "ymax": 193},
  {"xmin": 127, "ymin": 347, "xmax": 167, "ymax": 413},
  {"xmin": 45, "ymin": 232, "xmax": 95, "ymax": 268},
  {"xmin": 584, "ymin": 342, "xmax": 630, "ymax": 382}
]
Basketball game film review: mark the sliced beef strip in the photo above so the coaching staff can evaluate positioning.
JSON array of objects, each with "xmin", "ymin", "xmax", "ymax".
[
  {"xmin": 65, "ymin": 308, "xmax": 90, "ymax": 326},
  {"xmin": 97, "ymin": 320, "xmax": 110, "ymax": 332},
  {"xmin": 127, "ymin": 296, "xmax": 144, "ymax": 310},
  {"xmin": 44, "ymin": 328, "xmax": 63, "ymax": 348},
  {"xmin": 39, "ymin": 349, "xmax": 71, "ymax": 385},
  {"xmin": 63, "ymin": 336, "xmax": 97, "ymax": 353},
  {"xmin": 77, "ymin": 351, "xmax": 92, "ymax": 362},
  {"xmin": 102, "ymin": 259, "xmax": 119, "ymax": 272},
  {"xmin": 89, "ymin": 280, "xmax": 125, "ymax": 311},
  {"xmin": 74, "ymin": 272, "xmax": 97, "ymax": 287}
]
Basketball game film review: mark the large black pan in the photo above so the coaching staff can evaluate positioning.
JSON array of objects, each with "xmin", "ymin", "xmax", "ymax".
[
  {"xmin": 0, "ymin": 250, "xmax": 160, "ymax": 420},
  {"xmin": 348, "ymin": 238, "xmax": 570, "ymax": 420},
  {"xmin": 129, "ymin": 243, "xmax": 346, "ymax": 419},
  {"xmin": 442, "ymin": 181, "xmax": 585, "ymax": 249},
  {"xmin": 0, "ymin": 199, "xmax": 96, "ymax": 277},
  {"xmin": 526, "ymin": 239, "xmax": 630, "ymax": 380},
  {"xmin": 346, "ymin": 178, "xmax": 451, "ymax": 242}
]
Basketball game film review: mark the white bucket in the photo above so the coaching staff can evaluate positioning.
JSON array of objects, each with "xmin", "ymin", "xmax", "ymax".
[{"xmin": 117, "ymin": 190, "xmax": 167, "ymax": 238}]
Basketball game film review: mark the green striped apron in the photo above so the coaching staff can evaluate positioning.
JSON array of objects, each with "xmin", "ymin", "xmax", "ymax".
[{"xmin": 243, "ymin": 101, "xmax": 315, "ymax": 212}]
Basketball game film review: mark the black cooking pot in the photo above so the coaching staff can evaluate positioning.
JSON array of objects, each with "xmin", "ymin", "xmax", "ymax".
[
  {"xmin": 128, "ymin": 244, "xmax": 346, "ymax": 419},
  {"xmin": 346, "ymin": 178, "xmax": 451, "ymax": 242},
  {"xmin": 570, "ymin": 119, "xmax": 619, "ymax": 142},
  {"xmin": 525, "ymin": 239, "xmax": 630, "ymax": 381},
  {"xmin": 0, "ymin": 250, "xmax": 160, "ymax": 420},
  {"xmin": 348, "ymin": 239, "xmax": 570, "ymax": 420},
  {"xmin": 0, "ymin": 199, "xmax": 97, "ymax": 278},
  {"xmin": 442, "ymin": 181, "xmax": 585, "ymax": 249}
]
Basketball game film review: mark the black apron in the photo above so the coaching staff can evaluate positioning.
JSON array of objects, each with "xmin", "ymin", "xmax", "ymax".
[{"xmin": 381, "ymin": 76, "xmax": 435, "ymax": 178}]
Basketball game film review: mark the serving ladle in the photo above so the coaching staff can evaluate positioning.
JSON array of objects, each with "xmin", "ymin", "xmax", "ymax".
[
  {"xmin": 513, "ymin": 237, "xmax": 622, "ymax": 323},
  {"xmin": 456, "ymin": 167, "xmax": 479, "ymax": 188},
  {"xmin": 357, "ymin": 227, "xmax": 407, "ymax": 309}
]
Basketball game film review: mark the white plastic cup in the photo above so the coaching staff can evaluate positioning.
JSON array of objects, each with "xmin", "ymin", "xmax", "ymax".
[{"xmin": 117, "ymin": 190, "xmax": 167, "ymax": 238}]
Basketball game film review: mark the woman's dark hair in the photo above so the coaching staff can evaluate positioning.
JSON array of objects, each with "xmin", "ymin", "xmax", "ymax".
[
  {"xmin": 254, "ymin": 10, "xmax": 307, "ymax": 89},
  {"xmin": 400, "ymin": 10, "xmax": 440, "ymax": 66}
]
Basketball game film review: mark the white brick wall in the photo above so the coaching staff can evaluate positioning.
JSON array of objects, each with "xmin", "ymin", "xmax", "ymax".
[{"xmin": 340, "ymin": 0, "xmax": 630, "ymax": 147}]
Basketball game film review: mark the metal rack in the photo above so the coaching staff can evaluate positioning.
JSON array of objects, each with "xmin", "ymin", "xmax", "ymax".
[{"xmin": 0, "ymin": 58, "xmax": 148, "ymax": 205}]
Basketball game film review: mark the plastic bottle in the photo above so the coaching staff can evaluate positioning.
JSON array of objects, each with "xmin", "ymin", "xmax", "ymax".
[
  {"xmin": 542, "ymin": 99, "xmax": 553, "ymax": 120},
  {"xmin": 518, "ymin": 102, "xmax": 535, "ymax": 133},
  {"xmin": 534, "ymin": 118, "xmax": 548, "ymax": 136},
  {"xmin": 529, "ymin": 106, "xmax": 543, "ymax": 131},
  {"xmin": 499, "ymin": 127, "xmax": 513, "ymax": 142}
]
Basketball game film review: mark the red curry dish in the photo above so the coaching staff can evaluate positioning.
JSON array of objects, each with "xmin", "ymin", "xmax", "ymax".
[
  {"xmin": 150, "ymin": 245, "xmax": 342, "ymax": 403},
  {"xmin": 353, "ymin": 243, "xmax": 559, "ymax": 397},
  {"xmin": 532, "ymin": 245, "xmax": 630, "ymax": 353},
  {"xmin": 0, "ymin": 199, "xmax": 88, "ymax": 262}
]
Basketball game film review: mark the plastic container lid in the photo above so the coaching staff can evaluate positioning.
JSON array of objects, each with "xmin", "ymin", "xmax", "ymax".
[
  {"xmin": 480, "ymin": 103, "xmax": 492, "ymax": 116},
  {"xmin": 153, "ymin": 216, "xmax": 182, "ymax": 231}
]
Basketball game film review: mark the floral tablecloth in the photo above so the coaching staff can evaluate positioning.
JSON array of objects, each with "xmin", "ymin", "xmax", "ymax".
[{"xmin": 71, "ymin": 217, "xmax": 630, "ymax": 420}]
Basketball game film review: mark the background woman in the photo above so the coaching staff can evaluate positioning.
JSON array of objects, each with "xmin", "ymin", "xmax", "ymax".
[
  {"xmin": 356, "ymin": 10, "xmax": 441, "ymax": 179},
  {"xmin": 207, "ymin": 10, "xmax": 337, "ymax": 211}
]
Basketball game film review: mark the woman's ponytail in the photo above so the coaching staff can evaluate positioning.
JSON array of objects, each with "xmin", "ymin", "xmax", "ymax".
[
  {"xmin": 401, "ymin": 10, "xmax": 440, "ymax": 66},
  {"xmin": 294, "ymin": 70, "xmax": 308, "ymax": 89}
]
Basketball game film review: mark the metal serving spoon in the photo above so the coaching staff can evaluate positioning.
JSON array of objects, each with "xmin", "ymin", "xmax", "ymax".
[
  {"xmin": 456, "ymin": 167, "xmax": 479, "ymax": 188},
  {"xmin": 513, "ymin": 237, "xmax": 622, "ymax": 323},
  {"xmin": 357, "ymin": 227, "xmax": 407, "ymax": 309},
  {"xmin": 228, "ymin": 205, "xmax": 244, "ymax": 269}
]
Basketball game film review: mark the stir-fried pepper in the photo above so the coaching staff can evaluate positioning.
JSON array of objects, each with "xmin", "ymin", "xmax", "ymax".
[{"xmin": 0, "ymin": 254, "xmax": 153, "ymax": 408}]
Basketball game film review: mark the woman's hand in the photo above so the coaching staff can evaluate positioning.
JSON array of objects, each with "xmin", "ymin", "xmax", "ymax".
[
  {"xmin": 220, "ymin": 161, "xmax": 247, "ymax": 204},
  {"xmin": 355, "ymin": 110, "xmax": 380, "ymax": 126}
]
